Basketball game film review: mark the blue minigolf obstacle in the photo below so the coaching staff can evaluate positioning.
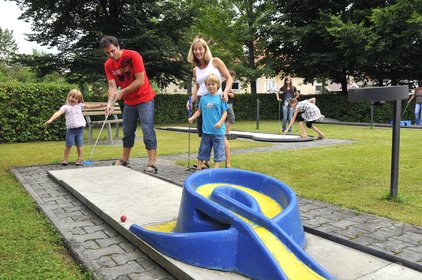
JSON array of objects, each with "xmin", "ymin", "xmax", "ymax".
[{"xmin": 130, "ymin": 169, "xmax": 335, "ymax": 280}]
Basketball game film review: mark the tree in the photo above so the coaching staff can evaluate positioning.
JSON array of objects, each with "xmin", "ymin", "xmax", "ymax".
[
  {"xmin": 189, "ymin": 0, "xmax": 269, "ymax": 94},
  {"xmin": 261, "ymin": 0, "xmax": 422, "ymax": 92},
  {"xmin": 13, "ymin": 0, "xmax": 195, "ymax": 87},
  {"xmin": 260, "ymin": 1, "xmax": 354, "ymax": 93},
  {"xmin": 0, "ymin": 28, "xmax": 19, "ymax": 63}
]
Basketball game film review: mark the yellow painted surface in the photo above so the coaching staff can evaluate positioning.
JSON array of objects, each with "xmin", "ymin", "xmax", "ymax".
[
  {"xmin": 144, "ymin": 220, "xmax": 176, "ymax": 232},
  {"xmin": 196, "ymin": 183, "xmax": 282, "ymax": 218},
  {"xmin": 197, "ymin": 183, "xmax": 325, "ymax": 280}
]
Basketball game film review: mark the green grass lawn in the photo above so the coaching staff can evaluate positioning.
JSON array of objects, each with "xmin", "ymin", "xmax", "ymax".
[{"xmin": 0, "ymin": 121, "xmax": 421, "ymax": 278}]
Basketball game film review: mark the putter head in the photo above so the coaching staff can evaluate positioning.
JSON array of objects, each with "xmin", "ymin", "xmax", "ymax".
[{"xmin": 83, "ymin": 160, "xmax": 93, "ymax": 165}]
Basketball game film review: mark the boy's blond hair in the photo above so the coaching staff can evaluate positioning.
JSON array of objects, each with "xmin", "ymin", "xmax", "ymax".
[
  {"xmin": 205, "ymin": 74, "xmax": 221, "ymax": 88},
  {"xmin": 187, "ymin": 37, "xmax": 213, "ymax": 66},
  {"xmin": 66, "ymin": 89, "xmax": 84, "ymax": 104}
]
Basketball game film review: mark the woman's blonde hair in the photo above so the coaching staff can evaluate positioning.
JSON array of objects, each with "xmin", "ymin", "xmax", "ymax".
[
  {"xmin": 187, "ymin": 37, "xmax": 213, "ymax": 66},
  {"xmin": 205, "ymin": 73, "xmax": 221, "ymax": 88},
  {"xmin": 66, "ymin": 89, "xmax": 84, "ymax": 104}
]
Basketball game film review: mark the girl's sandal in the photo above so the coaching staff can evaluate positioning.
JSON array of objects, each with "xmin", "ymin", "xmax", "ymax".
[
  {"xmin": 112, "ymin": 159, "xmax": 129, "ymax": 167},
  {"xmin": 144, "ymin": 165, "xmax": 158, "ymax": 174},
  {"xmin": 61, "ymin": 159, "xmax": 69, "ymax": 166},
  {"xmin": 75, "ymin": 159, "xmax": 83, "ymax": 166}
]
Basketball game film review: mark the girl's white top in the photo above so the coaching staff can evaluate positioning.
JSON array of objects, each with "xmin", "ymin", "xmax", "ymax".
[
  {"xmin": 195, "ymin": 59, "xmax": 222, "ymax": 97},
  {"xmin": 296, "ymin": 100, "xmax": 325, "ymax": 122},
  {"xmin": 60, "ymin": 103, "xmax": 86, "ymax": 129}
]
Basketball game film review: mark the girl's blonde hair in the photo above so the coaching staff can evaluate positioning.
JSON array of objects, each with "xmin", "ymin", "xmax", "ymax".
[
  {"xmin": 289, "ymin": 98, "xmax": 298, "ymax": 105},
  {"xmin": 187, "ymin": 37, "xmax": 213, "ymax": 66},
  {"xmin": 205, "ymin": 74, "xmax": 221, "ymax": 88},
  {"xmin": 66, "ymin": 89, "xmax": 84, "ymax": 104}
]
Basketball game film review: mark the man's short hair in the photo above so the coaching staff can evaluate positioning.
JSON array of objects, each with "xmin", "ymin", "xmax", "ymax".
[{"xmin": 100, "ymin": 36, "xmax": 119, "ymax": 49}]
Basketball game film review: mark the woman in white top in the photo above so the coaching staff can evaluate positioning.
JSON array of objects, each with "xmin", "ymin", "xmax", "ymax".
[{"xmin": 187, "ymin": 37, "xmax": 233, "ymax": 168}]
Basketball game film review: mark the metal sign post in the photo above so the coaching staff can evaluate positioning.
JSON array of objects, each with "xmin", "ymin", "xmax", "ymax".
[
  {"xmin": 256, "ymin": 98, "xmax": 260, "ymax": 130},
  {"xmin": 348, "ymin": 86, "xmax": 408, "ymax": 200}
]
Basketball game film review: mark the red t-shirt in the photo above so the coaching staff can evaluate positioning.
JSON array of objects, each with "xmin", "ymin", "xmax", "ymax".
[{"xmin": 104, "ymin": 49, "xmax": 155, "ymax": 105}]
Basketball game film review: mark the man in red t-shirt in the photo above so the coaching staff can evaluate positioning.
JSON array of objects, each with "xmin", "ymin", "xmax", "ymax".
[{"xmin": 100, "ymin": 35, "xmax": 157, "ymax": 173}]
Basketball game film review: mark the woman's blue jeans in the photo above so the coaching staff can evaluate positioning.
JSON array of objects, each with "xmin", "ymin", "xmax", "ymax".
[{"xmin": 282, "ymin": 104, "xmax": 294, "ymax": 132}]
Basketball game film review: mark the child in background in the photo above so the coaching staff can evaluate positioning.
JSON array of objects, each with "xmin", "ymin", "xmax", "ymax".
[
  {"xmin": 284, "ymin": 97, "xmax": 325, "ymax": 139},
  {"xmin": 45, "ymin": 89, "xmax": 105, "ymax": 166},
  {"xmin": 188, "ymin": 74, "xmax": 229, "ymax": 170}
]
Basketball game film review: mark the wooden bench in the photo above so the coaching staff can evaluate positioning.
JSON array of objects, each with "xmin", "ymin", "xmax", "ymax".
[{"xmin": 83, "ymin": 102, "xmax": 123, "ymax": 144}]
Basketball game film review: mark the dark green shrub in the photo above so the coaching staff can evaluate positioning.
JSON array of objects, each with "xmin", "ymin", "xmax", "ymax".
[
  {"xmin": 1, "ymin": 84, "xmax": 414, "ymax": 143},
  {"xmin": 0, "ymin": 82, "xmax": 75, "ymax": 142}
]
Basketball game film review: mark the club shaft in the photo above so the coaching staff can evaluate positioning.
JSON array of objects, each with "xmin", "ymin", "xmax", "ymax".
[{"xmin": 88, "ymin": 114, "xmax": 110, "ymax": 161}]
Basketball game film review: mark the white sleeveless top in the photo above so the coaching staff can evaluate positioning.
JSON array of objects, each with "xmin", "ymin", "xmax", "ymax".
[{"xmin": 195, "ymin": 59, "xmax": 222, "ymax": 97}]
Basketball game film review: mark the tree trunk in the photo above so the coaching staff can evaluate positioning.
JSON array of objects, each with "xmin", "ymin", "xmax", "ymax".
[
  {"xmin": 247, "ymin": 0, "xmax": 257, "ymax": 94},
  {"xmin": 341, "ymin": 75, "xmax": 348, "ymax": 94}
]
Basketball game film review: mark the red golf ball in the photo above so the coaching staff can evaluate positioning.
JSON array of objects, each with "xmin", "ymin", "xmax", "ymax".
[{"xmin": 120, "ymin": 215, "xmax": 127, "ymax": 222}]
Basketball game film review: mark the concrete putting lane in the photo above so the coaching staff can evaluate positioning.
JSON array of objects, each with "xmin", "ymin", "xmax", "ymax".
[{"xmin": 48, "ymin": 166, "xmax": 421, "ymax": 280}]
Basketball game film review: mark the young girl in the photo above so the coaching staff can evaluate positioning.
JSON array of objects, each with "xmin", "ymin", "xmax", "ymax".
[
  {"xmin": 276, "ymin": 76, "xmax": 299, "ymax": 133},
  {"xmin": 45, "ymin": 89, "xmax": 105, "ymax": 166},
  {"xmin": 284, "ymin": 98, "xmax": 325, "ymax": 139},
  {"xmin": 188, "ymin": 74, "xmax": 229, "ymax": 170}
]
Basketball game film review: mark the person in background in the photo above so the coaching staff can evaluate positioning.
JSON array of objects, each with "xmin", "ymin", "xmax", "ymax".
[
  {"xmin": 276, "ymin": 76, "xmax": 299, "ymax": 133},
  {"xmin": 222, "ymin": 69, "xmax": 237, "ymax": 140},
  {"xmin": 284, "ymin": 97, "xmax": 325, "ymax": 139},
  {"xmin": 408, "ymin": 80, "xmax": 422, "ymax": 125}
]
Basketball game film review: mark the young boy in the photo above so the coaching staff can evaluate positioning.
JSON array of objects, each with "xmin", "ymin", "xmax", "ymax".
[
  {"xmin": 284, "ymin": 97, "xmax": 325, "ymax": 139},
  {"xmin": 188, "ymin": 74, "xmax": 229, "ymax": 170}
]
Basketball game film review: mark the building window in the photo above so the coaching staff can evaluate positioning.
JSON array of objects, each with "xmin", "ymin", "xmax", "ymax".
[
  {"xmin": 315, "ymin": 84, "xmax": 322, "ymax": 92},
  {"xmin": 232, "ymin": 81, "xmax": 240, "ymax": 91},
  {"xmin": 266, "ymin": 80, "xmax": 276, "ymax": 93}
]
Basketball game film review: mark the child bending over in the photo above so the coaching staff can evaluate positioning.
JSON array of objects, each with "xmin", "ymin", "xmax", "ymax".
[
  {"xmin": 188, "ymin": 74, "xmax": 229, "ymax": 170},
  {"xmin": 284, "ymin": 98, "xmax": 325, "ymax": 139},
  {"xmin": 45, "ymin": 89, "xmax": 105, "ymax": 166}
]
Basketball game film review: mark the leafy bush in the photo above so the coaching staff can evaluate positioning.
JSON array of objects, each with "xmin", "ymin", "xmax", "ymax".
[
  {"xmin": 0, "ymin": 82, "xmax": 75, "ymax": 142},
  {"xmin": 1, "ymin": 84, "xmax": 414, "ymax": 143}
]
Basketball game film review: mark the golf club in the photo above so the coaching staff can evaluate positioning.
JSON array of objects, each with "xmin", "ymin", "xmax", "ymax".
[
  {"xmin": 186, "ymin": 96, "xmax": 195, "ymax": 171},
  {"xmin": 401, "ymin": 100, "xmax": 411, "ymax": 119},
  {"xmin": 84, "ymin": 87, "xmax": 120, "ymax": 165},
  {"xmin": 278, "ymin": 100, "xmax": 281, "ymax": 134}
]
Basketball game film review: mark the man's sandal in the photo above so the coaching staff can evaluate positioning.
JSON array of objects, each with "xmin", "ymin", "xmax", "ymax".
[
  {"xmin": 112, "ymin": 159, "xmax": 129, "ymax": 167},
  {"xmin": 144, "ymin": 165, "xmax": 158, "ymax": 174},
  {"xmin": 193, "ymin": 162, "xmax": 210, "ymax": 169},
  {"xmin": 61, "ymin": 159, "xmax": 69, "ymax": 166},
  {"xmin": 75, "ymin": 159, "xmax": 83, "ymax": 166}
]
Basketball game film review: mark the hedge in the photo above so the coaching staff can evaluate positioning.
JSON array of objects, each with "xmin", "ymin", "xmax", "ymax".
[
  {"xmin": 0, "ymin": 82, "xmax": 415, "ymax": 143},
  {"xmin": 0, "ymin": 83, "xmax": 75, "ymax": 143}
]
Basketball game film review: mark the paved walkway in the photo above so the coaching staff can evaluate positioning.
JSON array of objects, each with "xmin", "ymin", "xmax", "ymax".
[{"xmin": 11, "ymin": 139, "xmax": 421, "ymax": 279}]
